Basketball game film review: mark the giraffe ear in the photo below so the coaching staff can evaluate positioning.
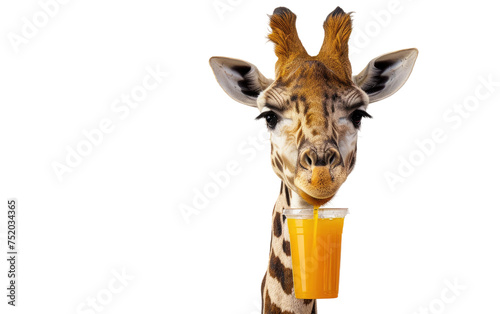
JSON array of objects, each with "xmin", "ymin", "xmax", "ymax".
[
  {"xmin": 209, "ymin": 57, "xmax": 273, "ymax": 107},
  {"xmin": 354, "ymin": 48, "xmax": 418, "ymax": 103}
]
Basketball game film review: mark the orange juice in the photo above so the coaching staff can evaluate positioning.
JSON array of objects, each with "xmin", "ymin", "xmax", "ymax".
[{"xmin": 285, "ymin": 208, "xmax": 347, "ymax": 299}]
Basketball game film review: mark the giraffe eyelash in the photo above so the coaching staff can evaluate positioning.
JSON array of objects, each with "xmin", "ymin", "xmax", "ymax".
[
  {"xmin": 255, "ymin": 110, "xmax": 280, "ymax": 121},
  {"xmin": 350, "ymin": 110, "xmax": 372, "ymax": 128},
  {"xmin": 256, "ymin": 111, "xmax": 281, "ymax": 129},
  {"xmin": 351, "ymin": 110, "xmax": 372, "ymax": 119},
  {"xmin": 255, "ymin": 111, "xmax": 271, "ymax": 120}
]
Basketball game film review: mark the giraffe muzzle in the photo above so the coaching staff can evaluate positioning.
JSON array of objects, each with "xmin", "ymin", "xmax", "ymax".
[{"xmin": 294, "ymin": 146, "xmax": 347, "ymax": 205}]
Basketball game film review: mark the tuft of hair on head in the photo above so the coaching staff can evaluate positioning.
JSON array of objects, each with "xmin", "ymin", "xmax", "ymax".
[
  {"xmin": 317, "ymin": 7, "xmax": 354, "ymax": 82},
  {"xmin": 268, "ymin": 7, "xmax": 309, "ymax": 76}
]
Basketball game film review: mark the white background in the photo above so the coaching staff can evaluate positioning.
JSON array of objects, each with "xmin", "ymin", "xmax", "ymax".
[{"xmin": 1, "ymin": 1, "xmax": 499, "ymax": 313}]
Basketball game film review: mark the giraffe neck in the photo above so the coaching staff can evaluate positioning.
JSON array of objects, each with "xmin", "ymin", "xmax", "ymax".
[{"xmin": 261, "ymin": 182, "xmax": 316, "ymax": 314}]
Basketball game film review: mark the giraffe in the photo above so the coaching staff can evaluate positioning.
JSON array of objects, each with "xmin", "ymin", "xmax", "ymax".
[{"xmin": 209, "ymin": 7, "xmax": 418, "ymax": 314}]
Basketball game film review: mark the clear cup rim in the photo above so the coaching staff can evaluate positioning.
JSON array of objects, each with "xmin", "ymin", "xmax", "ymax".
[{"xmin": 283, "ymin": 208, "xmax": 349, "ymax": 219}]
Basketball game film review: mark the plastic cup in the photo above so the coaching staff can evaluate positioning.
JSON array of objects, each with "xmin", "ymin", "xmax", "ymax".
[{"xmin": 283, "ymin": 208, "xmax": 348, "ymax": 299}]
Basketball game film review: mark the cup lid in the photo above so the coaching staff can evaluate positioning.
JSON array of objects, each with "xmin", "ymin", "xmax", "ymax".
[{"xmin": 283, "ymin": 208, "xmax": 349, "ymax": 219}]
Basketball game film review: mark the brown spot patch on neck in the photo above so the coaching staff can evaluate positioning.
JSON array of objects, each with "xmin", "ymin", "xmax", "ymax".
[
  {"xmin": 269, "ymin": 250, "xmax": 294, "ymax": 295},
  {"xmin": 273, "ymin": 213, "xmax": 282, "ymax": 237},
  {"xmin": 282, "ymin": 239, "xmax": 291, "ymax": 256},
  {"xmin": 265, "ymin": 290, "xmax": 295, "ymax": 314}
]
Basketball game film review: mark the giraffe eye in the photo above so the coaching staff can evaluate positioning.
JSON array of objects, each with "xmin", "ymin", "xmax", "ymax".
[
  {"xmin": 349, "ymin": 110, "xmax": 372, "ymax": 128},
  {"xmin": 255, "ymin": 111, "xmax": 280, "ymax": 130}
]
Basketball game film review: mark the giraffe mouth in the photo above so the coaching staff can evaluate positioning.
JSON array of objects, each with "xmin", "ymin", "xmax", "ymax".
[
  {"xmin": 296, "ymin": 188, "xmax": 334, "ymax": 207},
  {"xmin": 294, "ymin": 166, "xmax": 344, "ymax": 206}
]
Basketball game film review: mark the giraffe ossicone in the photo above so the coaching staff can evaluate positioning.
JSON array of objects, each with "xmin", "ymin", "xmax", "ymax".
[{"xmin": 210, "ymin": 6, "xmax": 417, "ymax": 314}]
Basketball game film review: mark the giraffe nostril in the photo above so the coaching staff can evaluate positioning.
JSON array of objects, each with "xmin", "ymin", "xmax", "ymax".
[
  {"xmin": 305, "ymin": 155, "xmax": 312, "ymax": 166},
  {"xmin": 325, "ymin": 148, "xmax": 340, "ymax": 167},
  {"xmin": 300, "ymin": 149, "xmax": 317, "ymax": 170},
  {"xmin": 329, "ymin": 154, "xmax": 335, "ymax": 165}
]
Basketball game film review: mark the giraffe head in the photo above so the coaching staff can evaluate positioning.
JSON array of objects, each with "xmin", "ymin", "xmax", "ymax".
[{"xmin": 210, "ymin": 7, "xmax": 417, "ymax": 206}]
